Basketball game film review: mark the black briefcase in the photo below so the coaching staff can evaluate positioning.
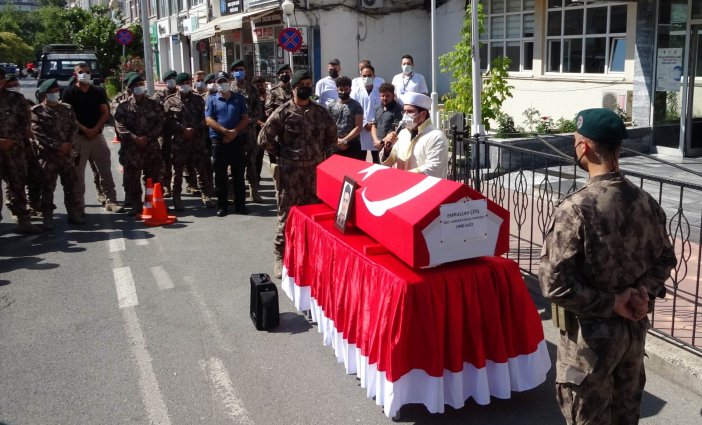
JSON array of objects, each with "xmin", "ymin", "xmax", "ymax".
[{"xmin": 250, "ymin": 273, "xmax": 280, "ymax": 331}]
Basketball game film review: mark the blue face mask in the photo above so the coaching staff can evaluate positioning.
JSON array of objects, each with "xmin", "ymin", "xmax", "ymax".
[{"xmin": 232, "ymin": 70, "xmax": 245, "ymax": 80}]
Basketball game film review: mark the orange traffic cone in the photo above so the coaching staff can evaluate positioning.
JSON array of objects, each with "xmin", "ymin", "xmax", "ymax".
[
  {"xmin": 138, "ymin": 178, "xmax": 154, "ymax": 220},
  {"xmin": 143, "ymin": 183, "xmax": 176, "ymax": 226},
  {"xmin": 112, "ymin": 134, "xmax": 120, "ymax": 144}
]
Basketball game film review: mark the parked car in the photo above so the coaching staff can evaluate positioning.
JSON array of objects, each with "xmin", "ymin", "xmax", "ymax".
[{"xmin": 36, "ymin": 44, "xmax": 103, "ymax": 100}]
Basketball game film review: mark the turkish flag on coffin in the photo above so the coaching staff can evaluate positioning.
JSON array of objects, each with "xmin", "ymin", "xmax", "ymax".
[{"xmin": 316, "ymin": 156, "xmax": 510, "ymax": 268}]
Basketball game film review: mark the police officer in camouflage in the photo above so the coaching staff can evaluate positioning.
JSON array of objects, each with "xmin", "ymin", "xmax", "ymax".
[
  {"xmin": 153, "ymin": 70, "xmax": 178, "ymax": 198},
  {"xmin": 163, "ymin": 72, "xmax": 214, "ymax": 211},
  {"xmin": 229, "ymin": 60, "xmax": 264, "ymax": 203},
  {"xmin": 31, "ymin": 79, "xmax": 84, "ymax": 230},
  {"xmin": 114, "ymin": 74, "xmax": 164, "ymax": 216},
  {"xmin": 258, "ymin": 70, "xmax": 337, "ymax": 278},
  {"xmin": 0, "ymin": 67, "xmax": 41, "ymax": 233},
  {"xmin": 265, "ymin": 64, "xmax": 292, "ymax": 117},
  {"xmin": 539, "ymin": 108, "xmax": 677, "ymax": 425}
]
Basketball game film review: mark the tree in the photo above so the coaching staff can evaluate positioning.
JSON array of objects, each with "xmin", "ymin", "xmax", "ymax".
[
  {"xmin": 0, "ymin": 32, "xmax": 34, "ymax": 65},
  {"xmin": 439, "ymin": 4, "xmax": 514, "ymax": 130}
]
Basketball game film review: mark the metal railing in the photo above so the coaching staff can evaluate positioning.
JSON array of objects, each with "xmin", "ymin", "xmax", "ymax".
[{"xmin": 447, "ymin": 128, "xmax": 702, "ymax": 353}]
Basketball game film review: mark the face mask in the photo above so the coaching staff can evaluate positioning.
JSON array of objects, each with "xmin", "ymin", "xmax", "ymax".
[
  {"xmin": 132, "ymin": 86, "xmax": 147, "ymax": 96},
  {"xmin": 295, "ymin": 86, "xmax": 313, "ymax": 100},
  {"xmin": 166, "ymin": 79, "xmax": 176, "ymax": 89},
  {"xmin": 218, "ymin": 83, "xmax": 231, "ymax": 94},
  {"xmin": 6, "ymin": 87, "xmax": 21, "ymax": 93},
  {"xmin": 195, "ymin": 81, "xmax": 205, "ymax": 91},
  {"xmin": 401, "ymin": 112, "xmax": 418, "ymax": 130},
  {"xmin": 573, "ymin": 142, "xmax": 587, "ymax": 171},
  {"xmin": 207, "ymin": 83, "xmax": 217, "ymax": 93},
  {"xmin": 232, "ymin": 70, "xmax": 245, "ymax": 80},
  {"xmin": 46, "ymin": 92, "xmax": 60, "ymax": 103},
  {"xmin": 362, "ymin": 76, "xmax": 374, "ymax": 86},
  {"xmin": 280, "ymin": 74, "xmax": 291, "ymax": 84},
  {"xmin": 402, "ymin": 64, "xmax": 414, "ymax": 75},
  {"xmin": 179, "ymin": 85, "xmax": 191, "ymax": 93},
  {"xmin": 77, "ymin": 72, "xmax": 91, "ymax": 84},
  {"xmin": 338, "ymin": 92, "xmax": 350, "ymax": 100},
  {"xmin": 328, "ymin": 69, "xmax": 339, "ymax": 79}
]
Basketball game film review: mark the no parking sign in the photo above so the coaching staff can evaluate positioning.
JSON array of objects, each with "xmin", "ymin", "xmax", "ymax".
[{"xmin": 278, "ymin": 28, "xmax": 303, "ymax": 53}]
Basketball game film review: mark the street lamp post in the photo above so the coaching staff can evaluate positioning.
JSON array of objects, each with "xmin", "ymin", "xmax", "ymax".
[{"xmin": 281, "ymin": 0, "xmax": 295, "ymax": 73}]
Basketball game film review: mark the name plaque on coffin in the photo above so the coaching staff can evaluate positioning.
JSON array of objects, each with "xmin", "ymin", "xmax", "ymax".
[{"xmin": 316, "ymin": 156, "xmax": 510, "ymax": 268}]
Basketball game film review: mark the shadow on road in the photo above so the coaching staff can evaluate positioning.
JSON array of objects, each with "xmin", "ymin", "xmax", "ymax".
[{"xmin": 270, "ymin": 311, "xmax": 313, "ymax": 334}]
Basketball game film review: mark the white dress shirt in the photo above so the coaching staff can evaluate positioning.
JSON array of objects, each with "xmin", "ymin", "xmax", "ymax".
[
  {"xmin": 315, "ymin": 76, "xmax": 339, "ymax": 108},
  {"xmin": 391, "ymin": 72, "xmax": 428, "ymax": 104},
  {"xmin": 351, "ymin": 80, "xmax": 383, "ymax": 151},
  {"xmin": 383, "ymin": 120, "xmax": 448, "ymax": 178}
]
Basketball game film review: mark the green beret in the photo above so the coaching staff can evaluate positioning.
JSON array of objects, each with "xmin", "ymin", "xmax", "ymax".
[
  {"xmin": 229, "ymin": 59, "xmax": 245, "ymax": 70},
  {"xmin": 575, "ymin": 108, "xmax": 628, "ymax": 146},
  {"xmin": 277, "ymin": 64, "xmax": 291, "ymax": 74},
  {"xmin": 126, "ymin": 74, "xmax": 145, "ymax": 88},
  {"xmin": 162, "ymin": 69, "xmax": 177, "ymax": 81},
  {"xmin": 122, "ymin": 71, "xmax": 137, "ymax": 84},
  {"xmin": 38, "ymin": 78, "xmax": 59, "ymax": 93},
  {"xmin": 203, "ymin": 73, "xmax": 215, "ymax": 84},
  {"xmin": 175, "ymin": 72, "xmax": 191, "ymax": 84},
  {"xmin": 290, "ymin": 70, "xmax": 312, "ymax": 87}
]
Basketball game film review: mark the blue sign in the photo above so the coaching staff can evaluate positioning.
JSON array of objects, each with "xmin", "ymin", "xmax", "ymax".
[
  {"xmin": 278, "ymin": 27, "xmax": 303, "ymax": 53},
  {"xmin": 115, "ymin": 29, "xmax": 134, "ymax": 46}
]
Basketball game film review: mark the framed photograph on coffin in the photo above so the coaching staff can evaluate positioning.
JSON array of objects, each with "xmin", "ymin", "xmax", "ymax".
[{"xmin": 335, "ymin": 176, "xmax": 357, "ymax": 233}]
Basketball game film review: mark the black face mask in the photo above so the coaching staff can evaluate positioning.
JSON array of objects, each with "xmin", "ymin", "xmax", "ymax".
[
  {"xmin": 328, "ymin": 69, "xmax": 339, "ymax": 79},
  {"xmin": 280, "ymin": 74, "xmax": 291, "ymax": 84},
  {"xmin": 295, "ymin": 86, "xmax": 313, "ymax": 100},
  {"xmin": 573, "ymin": 142, "xmax": 587, "ymax": 171},
  {"xmin": 338, "ymin": 92, "xmax": 350, "ymax": 100}
]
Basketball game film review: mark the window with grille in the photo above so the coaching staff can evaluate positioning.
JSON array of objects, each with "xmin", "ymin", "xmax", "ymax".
[
  {"xmin": 546, "ymin": 0, "xmax": 628, "ymax": 74},
  {"xmin": 478, "ymin": 0, "xmax": 535, "ymax": 73}
]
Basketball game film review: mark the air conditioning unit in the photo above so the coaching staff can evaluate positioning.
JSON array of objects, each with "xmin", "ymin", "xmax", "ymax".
[{"xmin": 359, "ymin": 0, "xmax": 384, "ymax": 9}]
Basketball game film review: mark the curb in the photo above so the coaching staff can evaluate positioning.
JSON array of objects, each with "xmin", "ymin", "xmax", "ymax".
[{"xmin": 521, "ymin": 273, "xmax": 702, "ymax": 397}]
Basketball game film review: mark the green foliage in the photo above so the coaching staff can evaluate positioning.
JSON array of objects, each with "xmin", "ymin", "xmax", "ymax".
[
  {"xmin": 555, "ymin": 117, "xmax": 577, "ymax": 133},
  {"xmin": 0, "ymin": 31, "xmax": 34, "ymax": 65},
  {"xmin": 665, "ymin": 92, "xmax": 680, "ymax": 121},
  {"xmin": 439, "ymin": 5, "xmax": 513, "ymax": 130},
  {"xmin": 494, "ymin": 112, "xmax": 521, "ymax": 138},
  {"xmin": 522, "ymin": 107, "xmax": 541, "ymax": 133}
]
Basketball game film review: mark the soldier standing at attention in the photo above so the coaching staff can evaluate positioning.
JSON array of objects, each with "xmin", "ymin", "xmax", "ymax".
[
  {"xmin": 31, "ymin": 79, "xmax": 83, "ymax": 230},
  {"xmin": 163, "ymin": 73, "xmax": 214, "ymax": 211},
  {"xmin": 539, "ymin": 108, "xmax": 677, "ymax": 425},
  {"xmin": 229, "ymin": 60, "xmax": 264, "ymax": 203},
  {"xmin": 153, "ymin": 70, "xmax": 178, "ymax": 198},
  {"xmin": 205, "ymin": 72, "xmax": 250, "ymax": 217},
  {"xmin": 114, "ymin": 75, "xmax": 164, "ymax": 216},
  {"xmin": 265, "ymin": 64, "xmax": 292, "ymax": 117},
  {"xmin": 0, "ymin": 68, "xmax": 41, "ymax": 233},
  {"xmin": 258, "ymin": 70, "xmax": 337, "ymax": 278}
]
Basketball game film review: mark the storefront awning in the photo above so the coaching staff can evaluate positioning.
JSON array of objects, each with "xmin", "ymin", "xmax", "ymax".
[
  {"xmin": 195, "ymin": 5, "xmax": 280, "ymax": 36},
  {"xmin": 190, "ymin": 27, "xmax": 216, "ymax": 41}
]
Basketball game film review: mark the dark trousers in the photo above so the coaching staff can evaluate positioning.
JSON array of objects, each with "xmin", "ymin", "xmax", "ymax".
[{"xmin": 212, "ymin": 139, "xmax": 246, "ymax": 210}]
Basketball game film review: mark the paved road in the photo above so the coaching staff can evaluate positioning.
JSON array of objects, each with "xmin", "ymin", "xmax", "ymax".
[{"xmin": 1, "ymin": 80, "xmax": 701, "ymax": 424}]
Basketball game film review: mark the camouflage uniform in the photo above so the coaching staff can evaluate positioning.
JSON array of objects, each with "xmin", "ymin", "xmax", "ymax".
[
  {"xmin": 163, "ymin": 91, "xmax": 212, "ymax": 203},
  {"xmin": 3, "ymin": 96, "xmax": 41, "ymax": 215},
  {"xmin": 258, "ymin": 99, "xmax": 337, "ymax": 262},
  {"xmin": 30, "ymin": 102, "xmax": 82, "ymax": 220},
  {"xmin": 114, "ymin": 95, "xmax": 164, "ymax": 212},
  {"xmin": 263, "ymin": 83, "xmax": 291, "ymax": 166},
  {"xmin": 539, "ymin": 172, "xmax": 677, "ymax": 425},
  {"xmin": 0, "ymin": 90, "xmax": 32, "ymax": 224},
  {"xmin": 153, "ymin": 88, "xmax": 178, "ymax": 195},
  {"xmin": 235, "ymin": 80, "xmax": 263, "ymax": 198}
]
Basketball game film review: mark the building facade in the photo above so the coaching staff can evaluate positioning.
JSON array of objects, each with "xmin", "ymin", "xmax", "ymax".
[{"xmin": 0, "ymin": 0, "xmax": 40, "ymax": 12}]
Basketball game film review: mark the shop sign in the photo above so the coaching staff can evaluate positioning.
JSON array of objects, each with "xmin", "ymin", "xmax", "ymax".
[
  {"xmin": 254, "ymin": 27, "xmax": 275, "ymax": 41},
  {"xmin": 220, "ymin": 0, "xmax": 242, "ymax": 16}
]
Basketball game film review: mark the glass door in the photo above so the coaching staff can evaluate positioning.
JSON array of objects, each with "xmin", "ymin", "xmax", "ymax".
[{"xmin": 684, "ymin": 24, "xmax": 702, "ymax": 156}]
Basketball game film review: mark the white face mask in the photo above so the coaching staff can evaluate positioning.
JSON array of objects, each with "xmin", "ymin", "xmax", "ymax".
[
  {"xmin": 6, "ymin": 87, "xmax": 21, "ymax": 93},
  {"xmin": 218, "ymin": 83, "xmax": 231, "ymax": 94},
  {"xmin": 77, "ymin": 72, "xmax": 91, "ymax": 84},
  {"xmin": 402, "ymin": 64, "xmax": 414, "ymax": 75},
  {"xmin": 401, "ymin": 112, "xmax": 418, "ymax": 130},
  {"xmin": 207, "ymin": 83, "xmax": 217, "ymax": 92},
  {"xmin": 132, "ymin": 86, "xmax": 147, "ymax": 96},
  {"xmin": 179, "ymin": 85, "xmax": 191, "ymax": 93},
  {"xmin": 166, "ymin": 79, "xmax": 176, "ymax": 89},
  {"xmin": 362, "ymin": 76, "xmax": 374, "ymax": 86},
  {"xmin": 46, "ymin": 92, "xmax": 61, "ymax": 103},
  {"xmin": 195, "ymin": 81, "xmax": 205, "ymax": 91}
]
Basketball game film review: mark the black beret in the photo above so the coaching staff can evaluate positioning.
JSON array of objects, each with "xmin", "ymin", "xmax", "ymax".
[
  {"xmin": 229, "ymin": 59, "xmax": 245, "ymax": 70},
  {"xmin": 122, "ymin": 71, "xmax": 137, "ymax": 84},
  {"xmin": 290, "ymin": 70, "xmax": 312, "ymax": 87},
  {"xmin": 162, "ymin": 69, "xmax": 177, "ymax": 81},
  {"xmin": 175, "ymin": 72, "xmax": 191, "ymax": 84},
  {"xmin": 126, "ymin": 74, "xmax": 145, "ymax": 88},
  {"xmin": 277, "ymin": 64, "xmax": 291, "ymax": 74},
  {"xmin": 203, "ymin": 73, "xmax": 216, "ymax": 84},
  {"xmin": 575, "ymin": 108, "xmax": 628, "ymax": 146},
  {"xmin": 214, "ymin": 71, "xmax": 229, "ymax": 82},
  {"xmin": 38, "ymin": 78, "xmax": 59, "ymax": 93}
]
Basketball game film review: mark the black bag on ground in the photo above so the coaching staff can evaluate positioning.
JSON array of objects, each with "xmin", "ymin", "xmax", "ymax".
[{"xmin": 250, "ymin": 273, "xmax": 280, "ymax": 330}]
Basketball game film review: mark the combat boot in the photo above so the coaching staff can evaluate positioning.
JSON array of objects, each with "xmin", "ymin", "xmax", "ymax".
[
  {"xmin": 42, "ymin": 215, "xmax": 55, "ymax": 231},
  {"xmin": 172, "ymin": 195, "xmax": 184, "ymax": 212},
  {"xmin": 105, "ymin": 201, "xmax": 125, "ymax": 213},
  {"xmin": 67, "ymin": 212, "xmax": 86, "ymax": 225},
  {"xmin": 201, "ymin": 195, "xmax": 214, "ymax": 209},
  {"xmin": 163, "ymin": 186, "xmax": 172, "ymax": 199},
  {"xmin": 249, "ymin": 183, "xmax": 263, "ymax": 203},
  {"xmin": 15, "ymin": 217, "xmax": 42, "ymax": 234}
]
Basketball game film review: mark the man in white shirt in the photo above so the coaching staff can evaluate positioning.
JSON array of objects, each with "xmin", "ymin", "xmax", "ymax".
[
  {"xmin": 381, "ymin": 92, "xmax": 448, "ymax": 178},
  {"xmin": 315, "ymin": 58, "xmax": 341, "ymax": 108},
  {"xmin": 351, "ymin": 59, "xmax": 384, "ymax": 92},
  {"xmin": 391, "ymin": 54, "xmax": 428, "ymax": 104},
  {"xmin": 351, "ymin": 64, "xmax": 382, "ymax": 163}
]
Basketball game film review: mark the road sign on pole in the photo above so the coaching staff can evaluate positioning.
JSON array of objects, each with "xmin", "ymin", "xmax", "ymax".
[
  {"xmin": 115, "ymin": 29, "xmax": 134, "ymax": 46},
  {"xmin": 278, "ymin": 27, "xmax": 303, "ymax": 53}
]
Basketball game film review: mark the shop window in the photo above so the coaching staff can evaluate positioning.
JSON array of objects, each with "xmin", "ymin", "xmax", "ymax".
[
  {"xmin": 482, "ymin": 0, "xmax": 536, "ymax": 73},
  {"xmin": 546, "ymin": 1, "xmax": 628, "ymax": 75}
]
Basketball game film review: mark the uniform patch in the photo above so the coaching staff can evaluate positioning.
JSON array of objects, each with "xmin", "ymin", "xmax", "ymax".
[{"xmin": 577, "ymin": 115, "xmax": 584, "ymax": 130}]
